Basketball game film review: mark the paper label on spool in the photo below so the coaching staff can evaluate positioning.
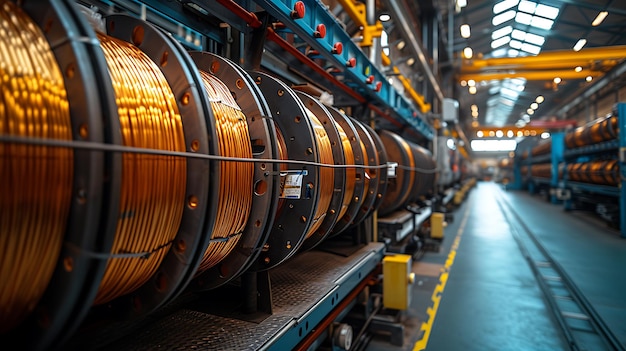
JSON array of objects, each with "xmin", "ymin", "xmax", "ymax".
[
  {"xmin": 387, "ymin": 162, "xmax": 398, "ymax": 178},
  {"xmin": 279, "ymin": 170, "xmax": 307, "ymax": 199}
]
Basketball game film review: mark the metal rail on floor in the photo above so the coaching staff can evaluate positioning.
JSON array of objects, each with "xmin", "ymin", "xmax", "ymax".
[{"xmin": 495, "ymin": 189, "xmax": 625, "ymax": 351}]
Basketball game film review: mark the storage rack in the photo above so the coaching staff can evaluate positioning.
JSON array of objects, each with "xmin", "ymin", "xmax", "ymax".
[
  {"xmin": 513, "ymin": 132, "xmax": 565, "ymax": 204},
  {"xmin": 558, "ymin": 103, "xmax": 626, "ymax": 238},
  {"xmin": 513, "ymin": 103, "xmax": 626, "ymax": 238}
]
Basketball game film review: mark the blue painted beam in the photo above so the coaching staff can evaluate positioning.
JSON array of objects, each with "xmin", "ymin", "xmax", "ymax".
[
  {"xmin": 619, "ymin": 103, "xmax": 626, "ymax": 238},
  {"xmin": 252, "ymin": 0, "xmax": 434, "ymax": 140}
]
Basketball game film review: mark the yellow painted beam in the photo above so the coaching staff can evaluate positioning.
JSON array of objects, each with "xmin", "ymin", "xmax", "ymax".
[
  {"xmin": 336, "ymin": 0, "xmax": 383, "ymax": 47},
  {"xmin": 461, "ymin": 59, "xmax": 618, "ymax": 73},
  {"xmin": 382, "ymin": 52, "xmax": 431, "ymax": 113},
  {"xmin": 458, "ymin": 69, "xmax": 603, "ymax": 82},
  {"xmin": 464, "ymin": 45, "xmax": 626, "ymax": 69}
]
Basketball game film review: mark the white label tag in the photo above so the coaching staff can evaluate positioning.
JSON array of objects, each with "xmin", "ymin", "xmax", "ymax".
[
  {"xmin": 280, "ymin": 171, "xmax": 306, "ymax": 199},
  {"xmin": 387, "ymin": 162, "xmax": 398, "ymax": 178}
]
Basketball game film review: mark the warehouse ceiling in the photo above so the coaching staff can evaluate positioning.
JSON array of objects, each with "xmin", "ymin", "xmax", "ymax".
[{"xmin": 450, "ymin": 0, "xmax": 626, "ymax": 130}]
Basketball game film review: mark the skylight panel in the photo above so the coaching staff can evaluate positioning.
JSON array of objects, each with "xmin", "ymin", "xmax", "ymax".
[
  {"xmin": 491, "ymin": 48, "xmax": 508, "ymax": 57},
  {"xmin": 494, "ymin": 0, "xmax": 519, "ymax": 14},
  {"xmin": 531, "ymin": 16, "xmax": 554, "ymax": 30},
  {"xmin": 493, "ymin": 10, "xmax": 516, "ymax": 26},
  {"xmin": 501, "ymin": 87, "xmax": 520, "ymax": 99},
  {"xmin": 511, "ymin": 29, "xmax": 526, "ymax": 40},
  {"xmin": 515, "ymin": 12, "xmax": 532, "ymax": 25},
  {"xmin": 509, "ymin": 40, "xmax": 522, "ymax": 49},
  {"xmin": 518, "ymin": 0, "xmax": 536, "ymax": 14},
  {"xmin": 536, "ymin": 4, "xmax": 559, "ymax": 19},
  {"xmin": 492, "ymin": 36, "xmax": 511, "ymax": 48},
  {"xmin": 525, "ymin": 32, "xmax": 545, "ymax": 45},
  {"xmin": 508, "ymin": 49, "xmax": 520, "ymax": 57},
  {"xmin": 492, "ymin": 26, "xmax": 513, "ymax": 40},
  {"xmin": 521, "ymin": 42, "xmax": 541, "ymax": 54}
]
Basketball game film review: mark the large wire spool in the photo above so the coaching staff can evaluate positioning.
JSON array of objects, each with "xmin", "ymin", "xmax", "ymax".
[
  {"xmin": 406, "ymin": 142, "xmax": 436, "ymax": 204},
  {"xmin": 83, "ymin": 14, "xmax": 215, "ymax": 321},
  {"xmin": 348, "ymin": 118, "xmax": 381, "ymax": 226},
  {"xmin": 295, "ymin": 92, "xmax": 346, "ymax": 251},
  {"xmin": 0, "ymin": 2, "xmax": 118, "ymax": 348},
  {"xmin": 565, "ymin": 115, "xmax": 619, "ymax": 149},
  {"xmin": 362, "ymin": 123, "xmax": 389, "ymax": 214},
  {"xmin": 247, "ymin": 71, "xmax": 321, "ymax": 271},
  {"xmin": 188, "ymin": 52, "xmax": 280, "ymax": 290},
  {"xmin": 377, "ymin": 130, "xmax": 415, "ymax": 217},
  {"xmin": 325, "ymin": 107, "xmax": 367, "ymax": 236},
  {"xmin": 567, "ymin": 160, "xmax": 619, "ymax": 186}
]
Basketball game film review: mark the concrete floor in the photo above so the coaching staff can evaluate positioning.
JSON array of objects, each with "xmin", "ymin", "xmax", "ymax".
[{"xmin": 366, "ymin": 181, "xmax": 626, "ymax": 351}]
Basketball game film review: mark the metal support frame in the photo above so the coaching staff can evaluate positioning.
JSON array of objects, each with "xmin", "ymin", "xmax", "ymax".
[
  {"xmin": 550, "ymin": 133, "xmax": 564, "ymax": 204},
  {"xmin": 252, "ymin": 0, "xmax": 434, "ymax": 140},
  {"xmin": 619, "ymin": 103, "xmax": 626, "ymax": 238}
]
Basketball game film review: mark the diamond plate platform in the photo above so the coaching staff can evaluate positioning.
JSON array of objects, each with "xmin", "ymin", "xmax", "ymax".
[{"xmin": 75, "ymin": 242, "xmax": 384, "ymax": 350}]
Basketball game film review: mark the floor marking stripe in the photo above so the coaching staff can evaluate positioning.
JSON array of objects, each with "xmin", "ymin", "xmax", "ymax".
[{"xmin": 413, "ymin": 205, "xmax": 470, "ymax": 351}]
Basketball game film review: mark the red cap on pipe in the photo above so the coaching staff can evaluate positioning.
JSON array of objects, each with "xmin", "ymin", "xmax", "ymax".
[
  {"xmin": 292, "ymin": 1, "xmax": 306, "ymax": 19},
  {"xmin": 332, "ymin": 42, "xmax": 343, "ymax": 54},
  {"xmin": 314, "ymin": 24, "xmax": 326, "ymax": 38}
]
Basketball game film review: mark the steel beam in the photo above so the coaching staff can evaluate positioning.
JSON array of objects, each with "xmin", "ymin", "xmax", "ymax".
[
  {"xmin": 463, "ymin": 46, "xmax": 626, "ymax": 70},
  {"xmin": 458, "ymin": 69, "xmax": 603, "ymax": 82}
]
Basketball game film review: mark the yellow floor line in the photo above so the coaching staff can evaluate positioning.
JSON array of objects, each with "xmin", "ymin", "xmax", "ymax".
[{"xmin": 413, "ymin": 206, "xmax": 470, "ymax": 351}]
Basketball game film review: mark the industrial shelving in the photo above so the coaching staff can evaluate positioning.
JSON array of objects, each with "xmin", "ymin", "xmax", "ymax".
[
  {"xmin": 557, "ymin": 103, "xmax": 626, "ymax": 237},
  {"xmin": 513, "ymin": 132, "xmax": 564, "ymax": 204},
  {"xmin": 514, "ymin": 103, "xmax": 626, "ymax": 238}
]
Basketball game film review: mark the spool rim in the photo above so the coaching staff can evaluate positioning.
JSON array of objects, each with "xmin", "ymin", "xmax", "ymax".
[
  {"xmin": 295, "ymin": 91, "xmax": 346, "ymax": 252},
  {"xmin": 188, "ymin": 52, "xmax": 280, "ymax": 289},
  {"xmin": 325, "ymin": 107, "xmax": 366, "ymax": 236},
  {"xmin": 247, "ymin": 71, "xmax": 320, "ymax": 271}
]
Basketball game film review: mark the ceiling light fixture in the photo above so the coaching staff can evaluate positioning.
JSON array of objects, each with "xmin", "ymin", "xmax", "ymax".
[
  {"xmin": 468, "ymin": 79, "xmax": 476, "ymax": 87},
  {"xmin": 471, "ymin": 104, "xmax": 478, "ymax": 111},
  {"xmin": 396, "ymin": 40, "xmax": 406, "ymax": 50},
  {"xmin": 460, "ymin": 24, "xmax": 471, "ymax": 38},
  {"xmin": 575, "ymin": 66, "xmax": 583, "ymax": 72},
  {"xmin": 530, "ymin": 102, "xmax": 538, "ymax": 109},
  {"xmin": 463, "ymin": 46, "xmax": 474, "ymax": 59},
  {"xmin": 469, "ymin": 86, "xmax": 477, "ymax": 94},
  {"xmin": 406, "ymin": 57, "xmax": 415, "ymax": 66},
  {"xmin": 527, "ymin": 108, "xmax": 534, "ymax": 115},
  {"xmin": 457, "ymin": 0, "xmax": 468, "ymax": 8},
  {"xmin": 536, "ymin": 95, "xmax": 544, "ymax": 103},
  {"xmin": 553, "ymin": 77, "xmax": 562, "ymax": 84},
  {"xmin": 379, "ymin": 14, "xmax": 391, "ymax": 22},
  {"xmin": 573, "ymin": 38, "xmax": 587, "ymax": 51},
  {"xmin": 586, "ymin": 76, "xmax": 593, "ymax": 82},
  {"xmin": 592, "ymin": 11, "xmax": 608, "ymax": 26}
]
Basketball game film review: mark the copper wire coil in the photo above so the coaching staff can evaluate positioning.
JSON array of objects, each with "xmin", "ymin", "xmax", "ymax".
[
  {"xmin": 195, "ymin": 71, "xmax": 253, "ymax": 273},
  {"xmin": 304, "ymin": 108, "xmax": 335, "ymax": 238},
  {"xmin": 333, "ymin": 120, "xmax": 355, "ymax": 221},
  {"xmin": 0, "ymin": 2, "xmax": 73, "ymax": 332},
  {"xmin": 93, "ymin": 33, "xmax": 187, "ymax": 305}
]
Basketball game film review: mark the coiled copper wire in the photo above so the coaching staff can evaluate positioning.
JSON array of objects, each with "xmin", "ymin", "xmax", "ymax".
[
  {"xmin": 332, "ymin": 121, "xmax": 355, "ymax": 221},
  {"xmin": 195, "ymin": 71, "xmax": 253, "ymax": 273},
  {"xmin": 0, "ymin": 2, "xmax": 73, "ymax": 332},
  {"xmin": 304, "ymin": 108, "xmax": 334, "ymax": 238},
  {"xmin": 94, "ymin": 33, "xmax": 186, "ymax": 305}
]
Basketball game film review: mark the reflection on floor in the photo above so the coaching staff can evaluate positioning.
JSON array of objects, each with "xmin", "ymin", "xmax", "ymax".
[{"xmin": 366, "ymin": 181, "xmax": 626, "ymax": 351}]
